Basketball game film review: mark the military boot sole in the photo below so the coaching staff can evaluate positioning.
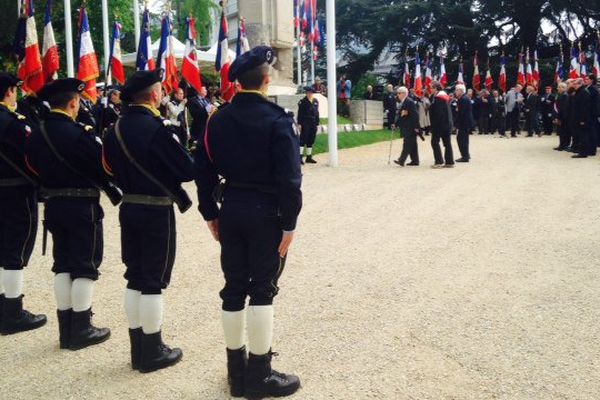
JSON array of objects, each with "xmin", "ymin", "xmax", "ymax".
[
  {"xmin": 244, "ymin": 378, "xmax": 301, "ymax": 399},
  {"xmin": 139, "ymin": 348, "xmax": 183, "ymax": 373},
  {"xmin": 68, "ymin": 329, "xmax": 111, "ymax": 351},
  {"xmin": 1, "ymin": 315, "xmax": 47, "ymax": 335}
]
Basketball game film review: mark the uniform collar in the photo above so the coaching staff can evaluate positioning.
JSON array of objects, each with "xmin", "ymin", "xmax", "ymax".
[
  {"xmin": 128, "ymin": 103, "xmax": 161, "ymax": 117},
  {"xmin": 50, "ymin": 109, "xmax": 76, "ymax": 121},
  {"xmin": 0, "ymin": 101, "xmax": 16, "ymax": 113},
  {"xmin": 237, "ymin": 90, "xmax": 267, "ymax": 98}
]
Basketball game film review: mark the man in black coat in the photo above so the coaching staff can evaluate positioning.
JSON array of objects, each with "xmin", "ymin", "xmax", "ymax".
[
  {"xmin": 187, "ymin": 86, "xmax": 214, "ymax": 148},
  {"xmin": 383, "ymin": 84, "xmax": 396, "ymax": 130},
  {"xmin": 524, "ymin": 85, "xmax": 541, "ymax": 137},
  {"xmin": 540, "ymin": 86, "xmax": 556, "ymax": 135},
  {"xmin": 393, "ymin": 87, "xmax": 420, "ymax": 166},
  {"xmin": 297, "ymin": 86, "xmax": 320, "ymax": 164},
  {"xmin": 553, "ymin": 82, "xmax": 570, "ymax": 151},
  {"xmin": 570, "ymin": 78, "xmax": 593, "ymax": 158},
  {"xmin": 455, "ymin": 84, "xmax": 474, "ymax": 162},
  {"xmin": 491, "ymin": 90, "xmax": 506, "ymax": 136},
  {"xmin": 429, "ymin": 82, "xmax": 454, "ymax": 168},
  {"xmin": 584, "ymin": 74, "xmax": 600, "ymax": 151}
]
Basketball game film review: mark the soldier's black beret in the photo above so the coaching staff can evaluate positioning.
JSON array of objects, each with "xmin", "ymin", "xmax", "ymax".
[
  {"xmin": 229, "ymin": 46, "xmax": 276, "ymax": 81},
  {"xmin": 121, "ymin": 69, "xmax": 164, "ymax": 103},
  {"xmin": 0, "ymin": 72, "xmax": 23, "ymax": 95},
  {"xmin": 39, "ymin": 78, "xmax": 86, "ymax": 101},
  {"xmin": 304, "ymin": 86, "xmax": 315, "ymax": 93}
]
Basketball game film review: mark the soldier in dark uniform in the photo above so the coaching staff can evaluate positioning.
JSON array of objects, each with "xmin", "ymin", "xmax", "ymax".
[
  {"xmin": 99, "ymin": 88, "xmax": 122, "ymax": 136},
  {"xmin": 17, "ymin": 93, "xmax": 49, "ymax": 130},
  {"xmin": 103, "ymin": 70, "xmax": 194, "ymax": 373},
  {"xmin": 77, "ymin": 97, "xmax": 97, "ymax": 131},
  {"xmin": 540, "ymin": 86, "xmax": 556, "ymax": 136},
  {"xmin": 195, "ymin": 46, "xmax": 302, "ymax": 398},
  {"xmin": 383, "ymin": 84, "xmax": 396, "ymax": 130},
  {"xmin": 26, "ymin": 78, "xmax": 121, "ymax": 350},
  {"xmin": 393, "ymin": 86, "xmax": 420, "ymax": 166},
  {"xmin": 297, "ymin": 86, "xmax": 320, "ymax": 164},
  {"xmin": 0, "ymin": 73, "xmax": 46, "ymax": 335}
]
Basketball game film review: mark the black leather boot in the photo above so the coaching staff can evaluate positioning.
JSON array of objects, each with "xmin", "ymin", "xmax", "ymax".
[
  {"xmin": 244, "ymin": 352, "xmax": 300, "ymax": 399},
  {"xmin": 129, "ymin": 328, "xmax": 143, "ymax": 370},
  {"xmin": 56, "ymin": 309, "xmax": 72, "ymax": 349},
  {"xmin": 305, "ymin": 155, "xmax": 317, "ymax": 164},
  {"xmin": 227, "ymin": 346, "xmax": 247, "ymax": 397},
  {"xmin": 0, "ymin": 295, "xmax": 46, "ymax": 335},
  {"xmin": 69, "ymin": 308, "xmax": 110, "ymax": 350},
  {"xmin": 139, "ymin": 331, "xmax": 183, "ymax": 373}
]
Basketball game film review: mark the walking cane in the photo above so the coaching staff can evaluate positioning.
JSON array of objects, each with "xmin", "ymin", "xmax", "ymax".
[{"xmin": 387, "ymin": 127, "xmax": 395, "ymax": 165}]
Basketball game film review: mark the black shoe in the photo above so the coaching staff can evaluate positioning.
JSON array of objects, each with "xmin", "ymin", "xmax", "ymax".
[
  {"xmin": 305, "ymin": 156, "xmax": 317, "ymax": 164},
  {"xmin": 244, "ymin": 352, "xmax": 300, "ymax": 399},
  {"xmin": 553, "ymin": 147, "xmax": 564, "ymax": 151},
  {"xmin": 456, "ymin": 158, "xmax": 469, "ymax": 163},
  {"xmin": 129, "ymin": 328, "xmax": 143, "ymax": 370},
  {"xmin": 69, "ymin": 308, "xmax": 110, "ymax": 350},
  {"xmin": 139, "ymin": 331, "xmax": 183, "ymax": 373},
  {"xmin": 300, "ymin": 157, "xmax": 304, "ymax": 165},
  {"xmin": 572, "ymin": 154, "xmax": 588, "ymax": 158},
  {"xmin": 57, "ymin": 309, "xmax": 72, "ymax": 349},
  {"xmin": 393, "ymin": 159, "xmax": 404, "ymax": 167},
  {"xmin": 406, "ymin": 162, "xmax": 419, "ymax": 166},
  {"xmin": 0, "ymin": 295, "xmax": 46, "ymax": 335},
  {"xmin": 227, "ymin": 346, "xmax": 247, "ymax": 397}
]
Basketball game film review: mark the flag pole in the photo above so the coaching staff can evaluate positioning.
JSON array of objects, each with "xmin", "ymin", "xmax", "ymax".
[
  {"xmin": 102, "ymin": 0, "xmax": 111, "ymax": 85},
  {"xmin": 310, "ymin": 36, "xmax": 315, "ymax": 85},
  {"xmin": 326, "ymin": 0, "xmax": 338, "ymax": 167},
  {"xmin": 64, "ymin": 0, "xmax": 74, "ymax": 77},
  {"xmin": 134, "ymin": 0, "xmax": 141, "ymax": 51},
  {"xmin": 295, "ymin": 2, "xmax": 302, "ymax": 88}
]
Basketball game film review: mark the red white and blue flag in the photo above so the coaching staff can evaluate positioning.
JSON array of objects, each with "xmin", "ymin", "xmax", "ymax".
[
  {"xmin": 300, "ymin": 0, "xmax": 308, "ymax": 30},
  {"xmin": 42, "ymin": 0, "xmax": 59, "ymax": 82},
  {"xmin": 456, "ymin": 60, "xmax": 464, "ymax": 85},
  {"xmin": 579, "ymin": 43, "xmax": 587, "ymax": 76},
  {"xmin": 15, "ymin": 0, "xmax": 45, "ymax": 94},
  {"xmin": 414, "ymin": 53, "xmax": 423, "ymax": 97},
  {"xmin": 472, "ymin": 52, "xmax": 481, "ymax": 91},
  {"xmin": 485, "ymin": 66, "xmax": 494, "ymax": 91},
  {"xmin": 593, "ymin": 35, "xmax": 600, "ymax": 79},
  {"xmin": 109, "ymin": 21, "xmax": 125, "ymax": 85},
  {"xmin": 525, "ymin": 50, "xmax": 533, "ymax": 86},
  {"xmin": 215, "ymin": 10, "xmax": 229, "ymax": 72},
  {"xmin": 181, "ymin": 16, "xmax": 202, "ymax": 93},
  {"xmin": 499, "ymin": 54, "xmax": 507, "ymax": 93},
  {"xmin": 570, "ymin": 46, "xmax": 580, "ymax": 79},
  {"xmin": 136, "ymin": 8, "xmax": 155, "ymax": 71},
  {"xmin": 439, "ymin": 57, "xmax": 447, "ymax": 88},
  {"xmin": 424, "ymin": 57, "xmax": 432, "ymax": 94},
  {"xmin": 517, "ymin": 53, "xmax": 526, "ymax": 86},
  {"xmin": 294, "ymin": 0, "xmax": 299, "ymax": 28},
  {"xmin": 555, "ymin": 55, "xmax": 564, "ymax": 84},
  {"xmin": 77, "ymin": 6, "xmax": 100, "ymax": 102},
  {"xmin": 403, "ymin": 56, "xmax": 411, "ymax": 88},
  {"xmin": 236, "ymin": 17, "xmax": 250, "ymax": 57},
  {"xmin": 532, "ymin": 50, "xmax": 540, "ymax": 86},
  {"xmin": 157, "ymin": 15, "xmax": 179, "ymax": 94}
]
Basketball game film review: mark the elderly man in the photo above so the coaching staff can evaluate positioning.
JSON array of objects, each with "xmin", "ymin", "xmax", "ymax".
[
  {"xmin": 505, "ymin": 84, "xmax": 524, "ymax": 137},
  {"xmin": 455, "ymin": 84, "xmax": 474, "ymax": 162},
  {"xmin": 571, "ymin": 78, "xmax": 593, "ymax": 158},
  {"xmin": 553, "ymin": 82, "xmax": 570, "ymax": 151},
  {"xmin": 393, "ymin": 87, "xmax": 420, "ymax": 167},
  {"xmin": 167, "ymin": 87, "xmax": 188, "ymax": 146},
  {"xmin": 524, "ymin": 85, "xmax": 541, "ymax": 137},
  {"xmin": 429, "ymin": 81, "xmax": 454, "ymax": 168},
  {"xmin": 584, "ymin": 74, "xmax": 600, "ymax": 151}
]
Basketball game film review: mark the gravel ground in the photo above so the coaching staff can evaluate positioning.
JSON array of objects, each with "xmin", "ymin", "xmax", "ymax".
[{"xmin": 2, "ymin": 134, "xmax": 600, "ymax": 400}]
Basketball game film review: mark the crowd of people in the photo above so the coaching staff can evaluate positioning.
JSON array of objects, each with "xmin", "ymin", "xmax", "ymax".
[{"xmin": 382, "ymin": 74, "xmax": 600, "ymax": 167}]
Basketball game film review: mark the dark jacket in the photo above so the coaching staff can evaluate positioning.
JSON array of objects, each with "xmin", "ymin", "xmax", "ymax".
[
  {"xmin": 456, "ymin": 95, "xmax": 474, "ymax": 131},
  {"xmin": 195, "ymin": 92, "xmax": 302, "ymax": 231},
  {"xmin": 395, "ymin": 97, "xmax": 419, "ymax": 137},
  {"xmin": 297, "ymin": 96, "xmax": 320, "ymax": 127},
  {"xmin": 524, "ymin": 93, "xmax": 540, "ymax": 115},
  {"xmin": 569, "ymin": 87, "xmax": 591, "ymax": 129},
  {"xmin": 0, "ymin": 104, "xmax": 37, "ymax": 193},
  {"xmin": 383, "ymin": 92, "xmax": 396, "ymax": 112},
  {"xmin": 429, "ymin": 92, "xmax": 453, "ymax": 135},
  {"xmin": 188, "ymin": 95, "xmax": 211, "ymax": 141}
]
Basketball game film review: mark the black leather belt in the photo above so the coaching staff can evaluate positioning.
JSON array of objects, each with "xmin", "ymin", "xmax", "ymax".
[
  {"xmin": 0, "ymin": 177, "xmax": 30, "ymax": 187},
  {"xmin": 44, "ymin": 188, "xmax": 100, "ymax": 198},
  {"xmin": 122, "ymin": 194, "xmax": 173, "ymax": 206},
  {"xmin": 228, "ymin": 181, "xmax": 277, "ymax": 194}
]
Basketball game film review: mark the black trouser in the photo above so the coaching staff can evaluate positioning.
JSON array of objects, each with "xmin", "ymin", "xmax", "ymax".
[
  {"xmin": 431, "ymin": 133, "xmax": 454, "ymax": 165},
  {"xmin": 558, "ymin": 123, "xmax": 571, "ymax": 149},
  {"xmin": 456, "ymin": 129, "xmax": 470, "ymax": 160},
  {"xmin": 299, "ymin": 122, "xmax": 317, "ymax": 147},
  {"xmin": 397, "ymin": 133, "xmax": 419, "ymax": 165},
  {"xmin": 45, "ymin": 198, "xmax": 103, "ymax": 280},
  {"xmin": 120, "ymin": 204, "xmax": 176, "ymax": 294},
  {"xmin": 526, "ymin": 112, "xmax": 540, "ymax": 136},
  {"xmin": 507, "ymin": 109, "xmax": 520, "ymax": 136},
  {"xmin": 218, "ymin": 190, "xmax": 284, "ymax": 312},
  {"xmin": 542, "ymin": 114, "xmax": 554, "ymax": 135},
  {"xmin": 385, "ymin": 110, "xmax": 395, "ymax": 129},
  {"xmin": 478, "ymin": 115, "xmax": 490, "ymax": 135},
  {"xmin": 492, "ymin": 114, "xmax": 506, "ymax": 135},
  {"xmin": 0, "ymin": 189, "xmax": 38, "ymax": 270}
]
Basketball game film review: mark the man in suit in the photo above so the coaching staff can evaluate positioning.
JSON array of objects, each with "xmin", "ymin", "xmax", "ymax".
[
  {"xmin": 524, "ymin": 85, "xmax": 541, "ymax": 137},
  {"xmin": 553, "ymin": 82, "xmax": 570, "ymax": 151},
  {"xmin": 455, "ymin": 84, "xmax": 474, "ymax": 162},
  {"xmin": 505, "ymin": 84, "xmax": 523, "ymax": 137},
  {"xmin": 540, "ymin": 86, "xmax": 556, "ymax": 136},
  {"xmin": 571, "ymin": 78, "xmax": 593, "ymax": 158},
  {"xmin": 187, "ymin": 86, "xmax": 214, "ymax": 148},
  {"xmin": 393, "ymin": 87, "xmax": 420, "ymax": 167},
  {"xmin": 429, "ymin": 82, "xmax": 454, "ymax": 168}
]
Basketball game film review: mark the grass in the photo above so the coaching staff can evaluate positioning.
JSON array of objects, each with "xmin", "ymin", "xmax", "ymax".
[
  {"xmin": 313, "ymin": 129, "xmax": 398, "ymax": 155},
  {"xmin": 319, "ymin": 116, "xmax": 354, "ymax": 126}
]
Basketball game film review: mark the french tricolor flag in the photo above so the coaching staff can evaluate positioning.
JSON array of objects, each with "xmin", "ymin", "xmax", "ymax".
[
  {"xmin": 570, "ymin": 46, "xmax": 580, "ymax": 79},
  {"xmin": 236, "ymin": 17, "xmax": 250, "ymax": 57},
  {"xmin": 456, "ymin": 60, "xmax": 464, "ymax": 85},
  {"xmin": 157, "ymin": 15, "xmax": 179, "ymax": 94},
  {"xmin": 215, "ymin": 10, "xmax": 229, "ymax": 72},
  {"xmin": 499, "ymin": 54, "xmax": 507, "ymax": 93},
  {"xmin": 517, "ymin": 53, "xmax": 525, "ymax": 86},
  {"xmin": 42, "ymin": 0, "xmax": 59, "ymax": 82},
  {"xmin": 439, "ymin": 57, "xmax": 447, "ymax": 89},
  {"xmin": 109, "ymin": 21, "xmax": 125, "ymax": 85},
  {"xmin": 413, "ymin": 53, "xmax": 423, "ymax": 98},
  {"xmin": 77, "ymin": 6, "xmax": 100, "ymax": 102},
  {"xmin": 579, "ymin": 44, "xmax": 587, "ymax": 76},
  {"xmin": 136, "ymin": 8, "xmax": 155, "ymax": 71},
  {"xmin": 17, "ymin": 0, "xmax": 45, "ymax": 94},
  {"xmin": 181, "ymin": 16, "xmax": 202, "ymax": 93},
  {"xmin": 532, "ymin": 50, "xmax": 540, "ymax": 86},
  {"xmin": 593, "ymin": 36, "xmax": 600, "ymax": 79}
]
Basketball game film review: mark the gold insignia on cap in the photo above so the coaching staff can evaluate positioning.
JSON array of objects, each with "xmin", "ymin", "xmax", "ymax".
[{"xmin": 78, "ymin": 83, "xmax": 86, "ymax": 91}]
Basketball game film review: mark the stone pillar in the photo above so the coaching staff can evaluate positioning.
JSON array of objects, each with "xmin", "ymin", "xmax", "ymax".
[{"xmin": 238, "ymin": 0, "xmax": 296, "ymax": 93}]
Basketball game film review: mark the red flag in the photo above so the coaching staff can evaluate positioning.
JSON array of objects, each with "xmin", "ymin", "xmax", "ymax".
[
  {"xmin": 77, "ymin": 6, "xmax": 100, "ymax": 102},
  {"xmin": 18, "ymin": 0, "xmax": 45, "ymax": 94},
  {"xmin": 472, "ymin": 52, "xmax": 481, "ymax": 91},
  {"xmin": 181, "ymin": 17, "xmax": 202, "ymax": 93}
]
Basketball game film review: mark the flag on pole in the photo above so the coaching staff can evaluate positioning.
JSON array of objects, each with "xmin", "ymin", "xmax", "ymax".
[
  {"xmin": 517, "ymin": 53, "xmax": 526, "ymax": 86},
  {"xmin": 293, "ymin": 0, "xmax": 299, "ymax": 28},
  {"xmin": 499, "ymin": 54, "xmax": 507, "ymax": 93},
  {"xmin": 181, "ymin": 16, "xmax": 202, "ymax": 93},
  {"xmin": 570, "ymin": 45, "xmax": 580, "ymax": 79},
  {"xmin": 414, "ymin": 52, "xmax": 423, "ymax": 97},
  {"xmin": 485, "ymin": 66, "xmax": 493, "ymax": 90},
  {"xmin": 77, "ymin": 5, "xmax": 100, "ymax": 102},
  {"xmin": 593, "ymin": 34, "xmax": 600, "ymax": 79},
  {"xmin": 215, "ymin": 10, "xmax": 229, "ymax": 72},
  {"xmin": 579, "ymin": 42, "xmax": 587, "ymax": 76},
  {"xmin": 300, "ymin": 0, "xmax": 308, "ymax": 30},
  {"xmin": 532, "ymin": 50, "xmax": 540, "ymax": 87},
  {"xmin": 525, "ymin": 49, "xmax": 533, "ymax": 86},
  {"xmin": 42, "ymin": 0, "xmax": 59, "ymax": 82},
  {"xmin": 472, "ymin": 52, "xmax": 481, "ymax": 91},
  {"xmin": 109, "ymin": 21, "xmax": 125, "ymax": 85},
  {"xmin": 16, "ymin": 0, "xmax": 45, "ymax": 94},
  {"xmin": 439, "ymin": 57, "xmax": 447, "ymax": 88},
  {"xmin": 157, "ymin": 15, "xmax": 179, "ymax": 94},
  {"xmin": 136, "ymin": 8, "xmax": 155, "ymax": 71},
  {"xmin": 236, "ymin": 17, "xmax": 250, "ymax": 57},
  {"xmin": 403, "ymin": 55, "xmax": 411, "ymax": 88},
  {"xmin": 424, "ymin": 56, "xmax": 432, "ymax": 95},
  {"xmin": 457, "ymin": 60, "xmax": 464, "ymax": 85}
]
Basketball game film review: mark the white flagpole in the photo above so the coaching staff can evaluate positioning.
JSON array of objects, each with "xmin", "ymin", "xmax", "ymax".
[
  {"xmin": 326, "ymin": 0, "xmax": 338, "ymax": 167},
  {"xmin": 134, "ymin": 0, "xmax": 141, "ymax": 51},
  {"xmin": 17, "ymin": 0, "xmax": 20, "ymax": 15},
  {"xmin": 310, "ymin": 38, "xmax": 315, "ymax": 85},
  {"xmin": 296, "ymin": 3, "xmax": 302, "ymax": 87},
  {"xmin": 64, "ymin": 0, "xmax": 75, "ymax": 77},
  {"xmin": 102, "ymin": 0, "xmax": 111, "ymax": 85}
]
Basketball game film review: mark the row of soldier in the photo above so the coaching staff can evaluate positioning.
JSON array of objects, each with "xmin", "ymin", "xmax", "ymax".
[{"xmin": 0, "ymin": 45, "xmax": 303, "ymax": 399}]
